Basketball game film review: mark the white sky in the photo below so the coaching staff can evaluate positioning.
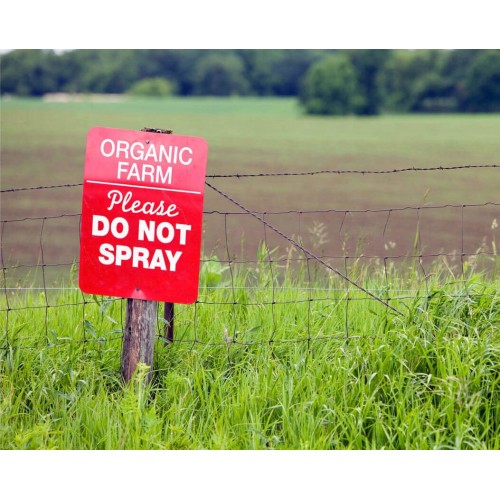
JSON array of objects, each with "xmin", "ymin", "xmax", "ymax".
[{"xmin": 2, "ymin": 1, "xmax": 500, "ymax": 50}]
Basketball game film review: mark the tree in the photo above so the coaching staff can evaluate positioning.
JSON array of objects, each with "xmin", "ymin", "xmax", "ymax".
[
  {"xmin": 133, "ymin": 49, "xmax": 193, "ymax": 95},
  {"xmin": 346, "ymin": 49, "xmax": 391, "ymax": 115},
  {"xmin": 0, "ymin": 49, "xmax": 60, "ymax": 96},
  {"xmin": 234, "ymin": 49, "xmax": 326, "ymax": 96},
  {"xmin": 408, "ymin": 72, "xmax": 457, "ymax": 112},
  {"xmin": 236, "ymin": 49, "xmax": 283, "ymax": 96},
  {"xmin": 268, "ymin": 50, "xmax": 327, "ymax": 96},
  {"xmin": 193, "ymin": 53, "xmax": 250, "ymax": 96},
  {"xmin": 377, "ymin": 50, "xmax": 447, "ymax": 112},
  {"xmin": 127, "ymin": 77, "xmax": 177, "ymax": 97},
  {"xmin": 69, "ymin": 50, "xmax": 139, "ymax": 94},
  {"xmin": 462, "ymin": 50, "xmax": 500, "ymax": 112},
  {"xmin": 299, "ymin": 54, "xmax": 362, "ymax": 115}
]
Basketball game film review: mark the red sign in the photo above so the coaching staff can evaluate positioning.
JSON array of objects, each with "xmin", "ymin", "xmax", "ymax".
[{"xmin": 79, "ymin": 127, "xmax": 208, "ymax": 303}]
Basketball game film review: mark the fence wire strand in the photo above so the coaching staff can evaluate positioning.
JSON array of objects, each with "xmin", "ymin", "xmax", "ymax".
[
  {"xmin": 1, "ymin": 165, "xmax": 499, "ymax": 353},
  {"xmin": 2, "ymin": 164, "xmax": 499, "ymax": 194}
]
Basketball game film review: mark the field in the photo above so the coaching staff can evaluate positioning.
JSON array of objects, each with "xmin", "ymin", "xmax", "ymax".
[
  {"xmin": 1, "ymin": 97, "xmax": 500, "ymax": 451},
  {"xmin": 2, "ymin": 97, "xmax": 500, "ymax": 279}
]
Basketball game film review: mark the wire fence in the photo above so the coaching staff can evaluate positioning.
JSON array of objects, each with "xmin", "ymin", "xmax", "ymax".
[{"xmin": 1, "ymin": 165, "xmax": 499, "ymax": 354}]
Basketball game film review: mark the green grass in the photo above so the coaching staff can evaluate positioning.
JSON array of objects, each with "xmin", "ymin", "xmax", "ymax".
[{"xmin": 1, "ymin": 258, "xmax": 499, "ymax": 450}]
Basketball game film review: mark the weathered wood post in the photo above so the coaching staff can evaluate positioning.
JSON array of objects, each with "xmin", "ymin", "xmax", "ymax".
[
  {"xmin": 164, "ymin": 302, "xmax": 174, "ymax": 344},
  {"xmin": 121, "ymin": 298, "xmax": 157, "ymax": 382}
]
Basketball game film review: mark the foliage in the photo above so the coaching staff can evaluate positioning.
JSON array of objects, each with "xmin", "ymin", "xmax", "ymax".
[
  {"xmin": 0, "ymin": 49, "xmax": 60, "ymax": 96},
  {"xmin": 2, "ymin": 49, "xmax": 499, "ymax": 114},
  {"xmin": 299, "ymin": 54, "xmax": 363, "ymax": 115},
  {"xmin": 407, "ymin": 72, "xmax": 458, "ymax": 113},
  {"xmin": 237, "ymin": 49, "xmax": 326, "ymax": 96},
  {"xmin": 345, "ymin": 49, "xmax": 391, "ymax": 115},
  {"xmin": 127, "ymin": 77, "xmax": 177, "ymax": 97},
  {"xmin": 377, "ymin": 50, "xmax": 448, "ymax": 112},
  {"xmin": 192, "ymin": 53, "xmax": 249, "ymax": 96},
  {"xmin": 376, "ymin": 49, "xmax": 500, "ymax": 114},
  {"xmin": 58, "ymin": 49, "xmax": 140, "ymax": 94},
  {"xmin": 462, "ymin": 50, "xmax": 500, "ymax": 112}
]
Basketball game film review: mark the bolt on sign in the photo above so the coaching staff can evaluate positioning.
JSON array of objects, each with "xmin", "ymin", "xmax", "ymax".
[{"xmin": 79, "ymin": 127, "xmax": 208, "ymax": 303}]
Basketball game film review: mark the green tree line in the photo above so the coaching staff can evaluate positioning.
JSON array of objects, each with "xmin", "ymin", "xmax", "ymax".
[{"xmin": 1, "ymin": 49, "xmax": 499, "ymax": 114}]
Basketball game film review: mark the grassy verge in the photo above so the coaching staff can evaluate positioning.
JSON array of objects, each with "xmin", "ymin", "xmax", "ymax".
[{"xmin": 1, "ymin": 259, "xmax": 498, "ymax": 450}]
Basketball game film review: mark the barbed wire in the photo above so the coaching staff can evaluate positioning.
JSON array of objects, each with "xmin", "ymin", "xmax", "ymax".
[
  {"xmin": 2, "ymin": 202, "xmax": 499, "ymax": 224},
  {"xmin": 205, "ymin": 201, "xmax": 500, "ymax": 216},
  {"xmin": 1, "ymin": 183, "xmax": 83, "ymax": 193},
  {"xmin": 1, "ymin": 164, "xmax": 499, "ymax": 194},
  {"xmin": 207, "ymin": 164, "xmax": 500, "ymax": 179}
]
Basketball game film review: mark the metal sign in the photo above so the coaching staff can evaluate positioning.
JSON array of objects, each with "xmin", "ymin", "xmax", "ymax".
[{"xmin": 79, "ymin": 127, "xmax": 208, "ymax": 303}]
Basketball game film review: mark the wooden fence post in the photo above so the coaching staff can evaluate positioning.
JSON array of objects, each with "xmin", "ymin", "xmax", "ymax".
[
  {"xmin": 121, "ymin": 298, "xmax": 157, "ymax": 383},
  {"xmin": 120, "ymin": 127, "xmax": 175, "ymax": 383},
  {"xmin": 164, "ymin": 302, "xmax": 174, "ymax": 344}
]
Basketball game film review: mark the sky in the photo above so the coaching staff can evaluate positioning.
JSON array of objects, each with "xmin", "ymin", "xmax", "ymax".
[{"xmin": 2, "ymin": 1, "xmax": 500, "ymax": 50}]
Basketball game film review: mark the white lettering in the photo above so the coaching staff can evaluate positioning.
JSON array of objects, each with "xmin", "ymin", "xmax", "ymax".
[
  {"xmin": 106, "ymin": 190, "xmax": 179, "ymax": 217},
  {"xmin": 117, "ymin": 161, "xmax": 129, "ymax": 180},
  {"xmin": 115, "ymin": 162, "xmax": 172, "ymax": 184},
  {"xmin": 100, "ymin": 138, "xmax": 193, "ymax": 168},
  {"xmin": 138, "ymin": 220, "xmax": 155, "ymax": 242},
  {"xmin": 166, "ymin": 250, "xmax": 182, "ymax": 271},
  {"xmin": 98, "ymin": 243, "xmax": 115, "ymax": 265},
  {"xmin": 176, "ymin": 224, "xmax": 191, "ymax": 245},
  {"xmin": 127, "ymin": 163, "xmax": 141, "ymax": 181},
  {"xmin": 97, "ymin": 244, "xmax": 183, "ymax": 271},
  {"xmin": 107, "ymin": 190, "xmax": 123, "ymax": 210},
  {"xmin": 92, "ymin": 215, "xmax": 109, "ymax": 236},
  {"xmin": 100, "ymin": 139, "xmax": 115, "ymax": 158},
  {"xmin": 179, "ymin": 147, "xmax": 193, "ymax": 165},
  {"xmin": 116, "ymin": 140, "xmax": 129, "ymax": 159},
  {"xmin": 130, "ymin": 142, "xmax": 144, "ymax": 161},
  {"xmin": 156, "ymin": 166, "xmax": 173, "ymax": 184},
  {"xmin": 159, "ymin": 145, "xmax": 177, "ymax": 163},
  {"xmin": 142, "ymin": 164, "xmax": 155, "ymax": 182},
  {"xmin": 137, "ymin": 219, "xmax": 189, "ymax": 245},
  {"xmin": 144, "ymin": 144, "xmax": 158, "ymax": 162},
  {"xmin": 115, "ymin": 245, "xmax": 132, "ymax": 265},
  {"xmin": 92, "ymin": 215, "xmax": 130, "ymax": 240},
  {"xmin": 110, "ymin": 217, "xmax": 129, "ymax": 239},
  {"xmin": 132, "ymin": 247, "xmax": 150, "ymax": 268},
  {"xmin": 156, "ymin": 222, "xmax": 175, "ymax": 244},
  {"xmin": 150, "ymin": 249, "xmax": 167, "ymax": 270}
]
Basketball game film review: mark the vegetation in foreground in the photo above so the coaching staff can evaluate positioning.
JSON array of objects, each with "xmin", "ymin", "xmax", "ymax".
[{"xmin": 1, "ymin": 257, "xmax": 499, "ymax": 450}]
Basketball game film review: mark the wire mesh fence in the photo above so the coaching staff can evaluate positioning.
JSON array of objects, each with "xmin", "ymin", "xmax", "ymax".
[{"xmin": 1, "ymin": 166, "xmax": 499, "ymax": 354}]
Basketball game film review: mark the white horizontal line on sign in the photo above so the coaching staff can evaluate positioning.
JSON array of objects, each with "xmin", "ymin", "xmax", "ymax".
[{"xmin": 86, "ymin": 180, "xmax": 202, "ymax": 195}]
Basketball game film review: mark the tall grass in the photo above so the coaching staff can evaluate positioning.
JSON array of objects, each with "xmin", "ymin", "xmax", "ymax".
[{"xmin": 1, "ymin": 254, "xmax": 499, "ymax": 450}]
